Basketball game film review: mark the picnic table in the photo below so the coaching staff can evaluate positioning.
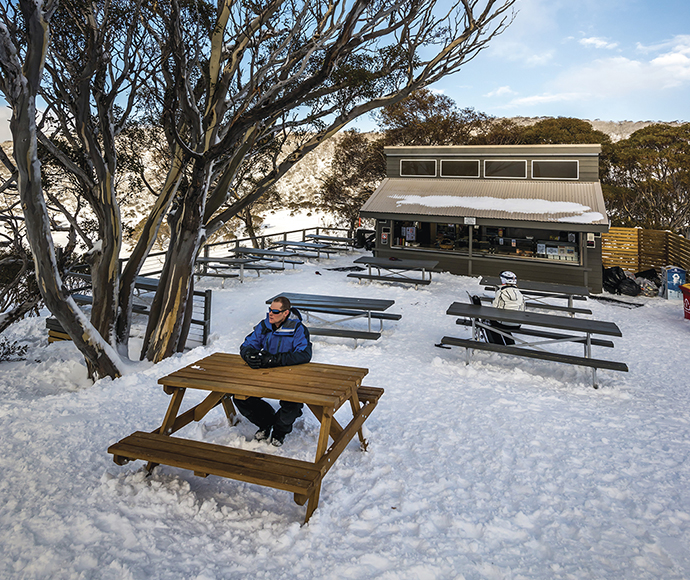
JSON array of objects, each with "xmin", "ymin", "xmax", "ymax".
[
  {"xmin": 196, "ymin": 256, "xmax": 284, "ymax": 284},
  {"xmin": 229, "ymin": 246, "xmax": 304, "ymax": 268},
  {"xmin": 440, "ymin": 302, "xmax": 628, "ymax": 388},
  {"xmin": 267, "ymin": 292, "xmax": 401, "ymax": 342},
  {"xmin": 305, "ymin": 234, "xmax": 355, "ymax": 248},
  {"xmin": 107, "ymin": 352, "xmax": 382, "ymax": 523},
  {"xmin": 271, "ymin": 240, "xmax": 337, "ymax": 259},
  {"xmin": 349, "ymin": 256, "xmax": 439, "ymax": 289},
  {"xmin": 480, "ymin": 276, "xmax": 589, "ymax": 311}
]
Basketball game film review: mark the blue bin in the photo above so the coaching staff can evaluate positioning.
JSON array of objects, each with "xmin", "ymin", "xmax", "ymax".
[{"xmin": 661, "ymin": 266, "xmax": 686, "ymax": 300}]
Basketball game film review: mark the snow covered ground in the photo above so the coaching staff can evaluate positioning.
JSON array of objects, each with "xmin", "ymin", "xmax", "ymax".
[{"xmin": 1, "ymin": 247, "xmax": 690, "ymax": 580}]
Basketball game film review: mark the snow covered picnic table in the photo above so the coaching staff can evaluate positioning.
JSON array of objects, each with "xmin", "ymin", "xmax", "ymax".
[
  {"xmin": 441, "ymin": 302, "xmax": 628, "ymax": 388},
  {"xmin": 107, "ymin": 352, "xmax": 382, "ymax": 524}
]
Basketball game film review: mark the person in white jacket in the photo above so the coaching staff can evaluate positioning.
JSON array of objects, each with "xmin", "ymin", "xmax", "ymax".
[{"xmin": 486, "ymin": 271, "xmax": 526, "ymax": 345}]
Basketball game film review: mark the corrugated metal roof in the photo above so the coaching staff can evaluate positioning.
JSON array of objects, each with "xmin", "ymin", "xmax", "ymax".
[{"xmin": 360, "ymin": 178, "xmax": 609, "ymax": 227}]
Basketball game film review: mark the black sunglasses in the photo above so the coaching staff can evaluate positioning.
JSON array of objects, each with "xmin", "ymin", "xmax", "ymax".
[{"xmin": 268, "ymin": 308, "xmax": 287, "ymax": 314}]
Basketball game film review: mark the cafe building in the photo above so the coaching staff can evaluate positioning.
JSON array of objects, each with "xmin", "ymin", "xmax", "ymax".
[{"xmin": 359, "ymin": 144, "xmax": 610, "ymax": 292}]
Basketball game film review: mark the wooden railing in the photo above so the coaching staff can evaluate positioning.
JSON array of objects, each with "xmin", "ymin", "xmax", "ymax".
[{"xmin": 602, "ymin": 227, "xmax": 690, "ymax": 272}]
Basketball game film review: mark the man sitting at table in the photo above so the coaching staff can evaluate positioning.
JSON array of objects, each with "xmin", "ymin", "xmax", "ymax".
[
  {"xmin": 485, "ymin": 270, "xmax": 525, "ymax": 346},
  {"xmin": 238, "ymin": 296, "xmax": 313, "ymax": 446}
]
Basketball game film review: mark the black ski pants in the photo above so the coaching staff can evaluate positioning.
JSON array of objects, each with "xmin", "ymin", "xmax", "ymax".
[
  {"xmin": 485, "ymin": 321, "xmax": 519, "ymax": 346},
  {"xmin": 233, "ymin": 396, "xmax": 303, "ymax": 438}
]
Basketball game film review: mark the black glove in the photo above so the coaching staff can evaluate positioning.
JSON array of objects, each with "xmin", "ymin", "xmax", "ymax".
[
  {"xmin": 242, "ymin": 347, "xmax": 259, "ymax": 362},
  {"xmin": 260, "ymin": 352, "xmax": 281, "ymax": 368},
  {"xmin": 245, "ymin": 351, "xmax": 262, "ymax": 369}
]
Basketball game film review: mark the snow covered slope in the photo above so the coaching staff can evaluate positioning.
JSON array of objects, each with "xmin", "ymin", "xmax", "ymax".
[{"xmin": 1, "ymin": 249, "xmax": 689, "ymax": 580}]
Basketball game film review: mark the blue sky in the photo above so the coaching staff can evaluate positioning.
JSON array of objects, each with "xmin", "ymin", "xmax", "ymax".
[
  {"xmin": 1, "ymin": 0, "xmax": 688, "ymax": 141},
  {"xmin": 426, "ymin": 0, "xmax": 690, "ymax": 124}
]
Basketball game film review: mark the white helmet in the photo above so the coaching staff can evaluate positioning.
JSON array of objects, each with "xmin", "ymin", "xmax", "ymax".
[{"xmin": 500, "ymin": 270, "xmax": 518, "ymax": 285}]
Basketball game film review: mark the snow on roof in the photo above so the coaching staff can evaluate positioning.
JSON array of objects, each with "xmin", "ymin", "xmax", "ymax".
[{"xmin": 360, "ymin": 178, "xmax": 609, "ymax": 228}]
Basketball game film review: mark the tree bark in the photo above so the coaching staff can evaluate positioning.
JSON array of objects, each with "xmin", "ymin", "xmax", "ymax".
[{"xmin": 142, "ymin": 160, "xmax": 208, "ymax": 362}]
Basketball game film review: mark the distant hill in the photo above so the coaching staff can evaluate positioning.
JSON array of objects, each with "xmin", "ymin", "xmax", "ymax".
[{"xmin": 507, "ymin": 117, "xmax": 681, "ymax": 142}]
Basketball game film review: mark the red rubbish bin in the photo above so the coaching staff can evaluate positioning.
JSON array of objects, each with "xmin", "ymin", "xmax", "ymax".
[{"xmin": 682, "ymin": 284, "xmax": 690, "ymax": 320}]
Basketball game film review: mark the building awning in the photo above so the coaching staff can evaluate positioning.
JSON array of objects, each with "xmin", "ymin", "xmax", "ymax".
[{"xmin": 360, "ymin": 178, "xmax": 609, "ymax": 231}]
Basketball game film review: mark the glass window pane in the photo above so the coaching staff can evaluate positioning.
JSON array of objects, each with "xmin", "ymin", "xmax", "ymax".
[
  {"xmin": 484, "ymin": 160, "xmax": 527, "ymax": 178},
  {"xmin": 441, "ymin": 160, "xmax": 480, "ymax": 177},
  {"xmin": 532, "ymin": 160, "xmax": 578, "ymax": 179},
  {"xmin": 401, "ymin": 159, "xmax": 436, "ymax": 176}
]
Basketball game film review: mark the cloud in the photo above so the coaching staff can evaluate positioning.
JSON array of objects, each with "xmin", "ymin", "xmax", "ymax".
[
  {"xmin": 636, "ymin": 34, "xmax": 690, "ymax": 54},
  {"xmin": 485, "ymin": 86, "xmax": 516, "ymax": 98},
  {"xmin": 498, "ymin": 92, "xmax": 585, "ymax": 109},
  {"xmin": 549, "ymin": 35, "xmax": 690, "ymax": 98},
  {"xmin": 579, "ymin": 37, "xmax": 618, "ymax": 50}
]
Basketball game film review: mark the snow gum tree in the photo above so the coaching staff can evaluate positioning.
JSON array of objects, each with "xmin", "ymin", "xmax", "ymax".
[
  {"xmin": 0, "ymin": 0, "xmax": 124, "ymax": 379},
  {"xmin": 603, "ymin": 123, "xmax": 690, "ymax": 233},
  {"xmin": 139, "ymin": 0, "xmax": 517, "ymax": 362}
]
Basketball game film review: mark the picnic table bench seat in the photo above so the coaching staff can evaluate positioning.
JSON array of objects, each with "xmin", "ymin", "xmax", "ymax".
[
  {"xmin": 356, "ymin": 385, "xmax": 384, "ymax": 405},
  {"xmin": 440, "ymin": 336, "xmax": 629, "ymax": 373},
  {"xmin": 108, "ymin": 431, "xmax": 322, "ymax": 500},
  {"xmin": 247, "ymin": 256, "xmax": 304, "ymax": 266},
  {"xmin": 454, "ymin": 318, "xmax": 615, "ymax": 348},
  {"xmin": 307, "ymin": 327, "xmax": 381, "ymax": 341},
  {"xmin": 301, "ymin": 306, "xmax": 402, "ymax": 321},
  {"xmin": 283, "ymin": 249, "xmax": 339, "ymax": 259},
  {"xmin": 347, "ymin": 272, "xmax": 432, "ymax": 286}
]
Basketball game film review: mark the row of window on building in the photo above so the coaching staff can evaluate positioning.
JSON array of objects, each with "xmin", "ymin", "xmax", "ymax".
[
  {"xmin": 400, "ymin": 159, "xmax": 579, "ymax": 180},
  {"xmin": 391, "ymin": 221, "xmax": 582, "ymax": 264}
]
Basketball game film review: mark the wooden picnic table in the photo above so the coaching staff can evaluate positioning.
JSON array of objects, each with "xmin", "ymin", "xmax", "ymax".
[
  {"xmin": 267, "ymin": 292, "xmax": 400, "ymax": 342},
  {"xmin": 480, "ymin": 276, "xmax": 589, "ymax": 310},
  {"xmin": 349, "ymin": 256, "xmax": 439, "ymax": 289},
  {"xmin": 440, "ymin": 302, "xmax": 627, "ymax": 388},
  {"xmin": 108, "ymin": 352, "xmax": 382, "ymax": 523}
]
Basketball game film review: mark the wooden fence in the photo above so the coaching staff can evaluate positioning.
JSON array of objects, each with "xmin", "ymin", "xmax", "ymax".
[{"xmin": 602, "ymin": 227, "xmax": 690, "ymax": 272}]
